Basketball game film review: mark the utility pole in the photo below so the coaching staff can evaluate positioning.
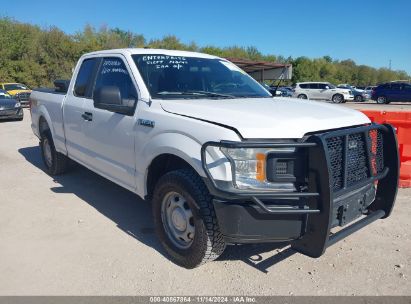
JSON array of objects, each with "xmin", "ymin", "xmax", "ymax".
[{"xmin": 389, "ymin": 59, "xmax": 392, "ymax": 70}]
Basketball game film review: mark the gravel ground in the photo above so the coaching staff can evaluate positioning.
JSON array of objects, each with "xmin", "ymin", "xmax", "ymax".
[{"xmin": 0, "ymin": 109, "xmax": 410, "ymax": 295}]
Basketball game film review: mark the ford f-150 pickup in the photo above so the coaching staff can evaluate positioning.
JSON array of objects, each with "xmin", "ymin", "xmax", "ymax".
[{"xmin": 30, "ymin": 48, "xmax": 399, "ymax": 268}]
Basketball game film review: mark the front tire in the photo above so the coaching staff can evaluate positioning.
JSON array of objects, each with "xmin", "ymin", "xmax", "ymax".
[
  {"xmin": 152, "ymin": 169, "xmax": 226, "ymax": 268},
  {"xmin": 332, "ymin": 94, "xmax": 344, "ymax": 103},
  {"xmin": 376, "ymin": 96, "xmax": 388, "ymax": 104},
  {"xmin": 297, "ymin": 94, "xmax": 308, "ymax": 99},
  {"xmin": 40, "ymin": 130, "xmax": 69, "ymax": 175},
  {"xmin": 355, "ymin": 95, "xmax": 363, "ymax": 102}
]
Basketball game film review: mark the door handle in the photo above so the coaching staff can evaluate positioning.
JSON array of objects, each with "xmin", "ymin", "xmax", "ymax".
[{"xmin": 81, "ymin": 112, "xmax": 93, "ymax": 121}]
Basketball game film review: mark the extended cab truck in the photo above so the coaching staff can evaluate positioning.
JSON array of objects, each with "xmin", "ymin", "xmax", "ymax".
[{"xmin": 30, "ymin": 49, "xmax": 399, "ymax": 268}]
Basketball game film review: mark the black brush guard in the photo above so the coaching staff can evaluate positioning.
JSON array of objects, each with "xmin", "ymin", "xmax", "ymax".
[{"xmin": 201, "ymin": 124, "xmax": 399, "ymax": 257}]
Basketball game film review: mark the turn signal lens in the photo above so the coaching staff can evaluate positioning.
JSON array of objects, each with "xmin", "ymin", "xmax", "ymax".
[{"xmin": 256, "ymin": 153, "xmax": 266, "ymax": 181}]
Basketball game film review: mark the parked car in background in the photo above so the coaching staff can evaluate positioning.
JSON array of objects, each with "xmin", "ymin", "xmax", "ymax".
[
  {"xmin": 260, "ymin": 84, "xmax": 293, "ymax": 97},
  {"xmin": 364, "ymin": 86, "xmax": 376, "ymax": 95},
  {"xmin": 261, "ymin": 83, "xmax": 278, "ymax": 96},
  {"xmin": 371, "ymin": 82, "xmax": 411, "ymax": 104},
  {"xmin": 0, "ymin": 89, "xmax": 24, "ymax": 121},
  {"xmin": 337, "ymin": 84, "xmax": 369, "ymax": 102},
  {"xmin": 293, "ymin": 82, "xmax": 354, "ymax": 103},
  {"xmin": 276, "ymin": 86, "xmax": 293, "ymax": 97},
  {"xmin": 0, "ymin": 82, "xmax": 32, "ymax": 106}
]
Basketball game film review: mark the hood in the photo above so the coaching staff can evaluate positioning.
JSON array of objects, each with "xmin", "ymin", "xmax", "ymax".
[
  {"xmin": 0, "ymin": 98, "xmax": 18, "ymax": 109},
  {"xmin": 160, "ymin": 97, "xmax": 370, "ymax": 139},
  {"xmin": 8, "ymin": 89, "xmax": 31, "ymax": 95}
]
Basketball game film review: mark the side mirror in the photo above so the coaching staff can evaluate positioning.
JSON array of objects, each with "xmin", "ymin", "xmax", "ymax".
[
  {"xmin": 93, "ymin": 86, "xmax": 136, "ymax": 116},
  {"xmin": 54, "ymin": 79, "xmax": 70, "ymax": 93},
  {"xmin": 325, "ymin": 86, "xmax": 330, "ymax": 90}
]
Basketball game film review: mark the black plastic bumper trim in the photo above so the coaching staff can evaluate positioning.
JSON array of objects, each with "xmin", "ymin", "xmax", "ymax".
[
  {"xmin": 251, "ymin": 197, "xmax": 320, "ymax": 215},
  {"xmin": 327, "ymin": 210, "xmax": 385, "ymax": 247}
]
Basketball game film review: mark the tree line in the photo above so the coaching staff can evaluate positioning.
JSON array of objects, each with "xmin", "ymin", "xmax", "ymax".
[{"xmin": 0, "ymin": 17, "xmax": 409, "ymax": 88}]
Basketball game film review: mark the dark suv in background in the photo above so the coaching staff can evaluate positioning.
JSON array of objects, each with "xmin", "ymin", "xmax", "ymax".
[{"xmin": 371, "ymin": 82, "xmax": 411, "ymax": 104}]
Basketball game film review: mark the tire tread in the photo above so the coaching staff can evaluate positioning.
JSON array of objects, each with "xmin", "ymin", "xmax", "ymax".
[{"xmin": 153, "ymin": 168, "xmax": 226, "ymax": 268}]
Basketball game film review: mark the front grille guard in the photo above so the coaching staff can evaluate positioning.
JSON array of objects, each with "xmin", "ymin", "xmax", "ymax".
[{"xmin": 201, "ymin": 123, "xmax": 399, "ymax": 257}]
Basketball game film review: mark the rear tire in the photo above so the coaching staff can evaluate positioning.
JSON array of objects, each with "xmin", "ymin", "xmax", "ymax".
[
  {"xmin": 152, "ymin": 169, "xmax": 226, "ymax": 268},
  {"xmin": 297, "ymin": 94, "xmax": 308, "ymax": 99},
  {"xmin": 332, "ymin": 94, "xmax": 344, "ymax": 103},
  {"xmin": 40, "ymin": 130, "xmax": 69, "ymax": 175}
]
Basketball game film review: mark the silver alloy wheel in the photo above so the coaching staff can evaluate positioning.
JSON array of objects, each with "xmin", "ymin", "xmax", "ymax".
[
  {"xmin": 43, "ymin": 138, "xmax": 53, "ymax": 168},
  {"xmin": 377, "ymin": 96, "xmax": 386, "ymax": 104},
  {"xmin": 332, "ymin": 94, "xmax": 343, "ymax": 103},
  {"xmin": 298, "ymin": 94, "xmax": 307, "ymax": 99},
  {"xmin": 355, "ymin": 95, "xmax": 363, "ymax": 102},
  {"xmin": 161, "ymin": 191, "xmax": 195, "ymax": 249}
]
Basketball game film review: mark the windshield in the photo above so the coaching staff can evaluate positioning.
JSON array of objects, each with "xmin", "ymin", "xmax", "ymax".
[
  {"xmin": 132, "ymin": 55, "xmax": 271, "ymax": 99},
  {"xmin": 328, "ymin": 83, "xmax": 336, "ymax": 89},
  {"xmin": 4, "ymin": 83, "xmax": 29, "ymax": 91}
]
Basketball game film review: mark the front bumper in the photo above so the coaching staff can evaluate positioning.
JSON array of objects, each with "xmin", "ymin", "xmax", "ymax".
[
  {"xmin": 201, "ymin": 124, "xmax": 399, "ymax": 257},
  {"xmin": 344, "ymin": 95, "xmax": 355, "ymax": 101},
  {"xmin": 0, "ymin": 108, "xmax": 24, "ymax": 120}
]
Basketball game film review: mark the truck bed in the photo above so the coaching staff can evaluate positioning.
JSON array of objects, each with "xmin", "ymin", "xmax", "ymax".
[{"xmin": 30, "ymin": 87, "xmax": 67, "ymax": 155}]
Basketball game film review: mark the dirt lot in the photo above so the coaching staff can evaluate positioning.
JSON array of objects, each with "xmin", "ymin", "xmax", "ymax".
[{"xmin": 0, "ymin": 109, "xmax": 410, "ymax": 295}]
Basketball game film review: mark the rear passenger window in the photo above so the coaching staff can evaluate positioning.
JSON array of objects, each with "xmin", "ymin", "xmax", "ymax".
[
  {"xmin": 94, "ymin": 57, "xmax": 137, "ymax": 102},
  {"xmin": 74, "ymin": 58, "xmax": 97, "ymax": 98},
  {"xmin": 391, "ymin": 83, "xmax": 401, "ymax": 90},
  {"xmin": 309, "ymin": 83, "xmax": 319, "ymax": 89}
]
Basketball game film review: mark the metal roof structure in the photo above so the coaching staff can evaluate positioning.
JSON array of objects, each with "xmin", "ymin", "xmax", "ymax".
[{"xmin": 225, "ymin": 57, "xmax": 293, "ymax": 81}]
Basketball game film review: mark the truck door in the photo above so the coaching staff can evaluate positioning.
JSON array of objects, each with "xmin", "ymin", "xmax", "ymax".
[
  {"xmin": 390, "ymin": 83, "xmax": 402, "ymax": 101},
  {"xmin": 401, "ymin": 84, "xmax": 411, "ymax": 102},
  {"xmin": 79, "ymin": 56, "xmax": 138, "ymax": 191},
  {"xmin": 64, "ymin": 57, "xmax": 100, "ymax": 163}
]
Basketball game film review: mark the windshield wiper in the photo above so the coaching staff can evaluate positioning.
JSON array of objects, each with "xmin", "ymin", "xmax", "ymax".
[
  {"xmin": 185, "ymin": 90, "xmax": 236, "ymax": 98},
  {"xmin": 157, "ymin": 91, "xmax": 235, "ymax": 98}
]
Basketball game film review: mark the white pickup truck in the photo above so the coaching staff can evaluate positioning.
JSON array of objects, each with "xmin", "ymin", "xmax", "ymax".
[{"xmin": 30, "ymin": 48, "xmax": 399, "ymax": 268}]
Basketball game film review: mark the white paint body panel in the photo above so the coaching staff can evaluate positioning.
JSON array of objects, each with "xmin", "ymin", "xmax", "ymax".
[
  {"xmin": 30, "ymin": 48, "xmax": 370, "ymax": 200},
  {"xmin": 160, "ymin": 97, "xmax": 370, "ymax": 139}
]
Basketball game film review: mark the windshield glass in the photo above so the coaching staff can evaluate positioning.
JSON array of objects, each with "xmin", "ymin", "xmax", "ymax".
[
  {"xmin": 328, "ymin": 83, "xmax": 336, "ymax": 89},
  {"xmin": 132, "ymin": 54, "xmax": 271, "ymax": 99},
  {"xmin": 4, "ymin": 83, "xmax": 29, "ymax": 91}
]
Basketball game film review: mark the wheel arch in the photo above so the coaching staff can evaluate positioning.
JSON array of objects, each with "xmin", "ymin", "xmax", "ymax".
[
  {"xmin": 145, "ymin": 153, "xmax": 200, "ymax": 200},
  {"xmin": 36, "ymin": 106, "xmax": 55, "ymax": 140}
]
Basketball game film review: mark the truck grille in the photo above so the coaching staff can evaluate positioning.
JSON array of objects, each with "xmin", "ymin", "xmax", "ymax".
[
  {"xmin": 326, "ymin": 129, "xmax": 384, "ymax": 192},
  {"xmin": 16, "ymin": 92, "xmax": 31, "ymax": 101}
]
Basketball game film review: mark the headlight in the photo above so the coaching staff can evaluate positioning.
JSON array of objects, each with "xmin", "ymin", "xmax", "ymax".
[
  {"xmin": 220, "ymin": 147, "xmax": 297, "ymax": 191},
  {"xmin": 15, "ymin": 102, "xmax": 21, "ymax": 108}
]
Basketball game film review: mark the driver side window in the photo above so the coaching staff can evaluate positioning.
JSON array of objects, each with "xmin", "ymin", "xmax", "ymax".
[{"xmin": 94, "ymin": 57, "xmax": 138, "ymax": 105}]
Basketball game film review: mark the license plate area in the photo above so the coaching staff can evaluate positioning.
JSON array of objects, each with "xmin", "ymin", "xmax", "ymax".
[
  {"xmin": 332, "ymin": 184, "xmax": 376, "ymax": 227},
  {"xmin": 0, "ymin": 110, "xmax": 16, "ymax": 116}
]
